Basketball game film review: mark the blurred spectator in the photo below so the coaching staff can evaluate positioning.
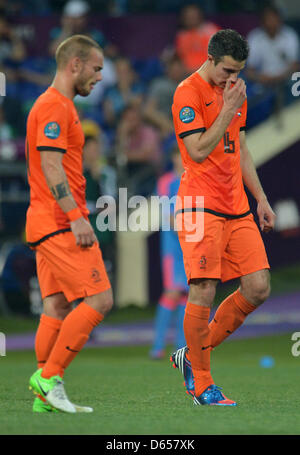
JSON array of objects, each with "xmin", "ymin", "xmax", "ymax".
[
  {"xmin": 1, "ymin": 242, "xmax": 37, "ymax": 316},
  {"xmin": 49, "ymin": 1, "xmax": 118, "ymax": 124},
  {"xmin": 0, "ymin": 14, "xmax": 27, "ymax": 84},
  {"xmin": 102, "ymin": 57, "xmax": 144, "ymax": 129},
  {"xmin": 49, "ymin": 0, "xmax": 118, "ymax": 59},
  {"xmin": 107, "ymin": 0, "xmax": 128, "ymax": 15},
  {"xmin": 115, "ymin": 104, "xmax": 162, "ymax": 197},
  {"xmin": 0, "ymin": 105, "xmax": 17, "ymax": 160},
  {"xmin": 150, "ymin": 146, "xmax": 188, "ymax": 359},
  {"xmin": 155, "ymin": 0, "xmax": 217, "ymax": 14},
  {"xmin": 81, "ymin": 118, "xmax": 111, "ymax": 156},
  {"xmin": 0, "ymin": 105, "xmax": 14, "ymax": 141},
  {"xmin": 18, "ymin": 56, "xmax": 56, "ymax": 117},
  {"xmin": 3, "ymin": 0, "xmax": 52, "ymax": 16},
  {"xmin": 19, "ymin": 57, "xmax": 55, "ymax": 94},
  {"xmin": 245, "ymin": 4, "xmax": 300, "ymax": 120},
  {"xmin": 175, "ymin": 3, "xmax": 220, "ymax": 73},
  {"xmin": 83, "ymin": 131, "xmax": 117, "ymax": 286},
  {"xmin": 0, "ymin": 95, "xmax": 25, "ymax": 137},
  {"xmin": 144, "ymin": 55, "xmax": 186, "ymax": 139},
  {"xmin": 246, "ymin": 5, "xmax": 300, "ymax": 87}
]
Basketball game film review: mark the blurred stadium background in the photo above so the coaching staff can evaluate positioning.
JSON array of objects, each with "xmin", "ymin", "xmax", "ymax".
[{"xmin": 1, "ymin": 0, "xmax": 300, "ymax": 361}]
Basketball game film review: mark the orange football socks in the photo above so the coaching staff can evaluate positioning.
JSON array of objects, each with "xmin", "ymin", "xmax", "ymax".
[
  {"xmin": 35, "ymin": 314, "xmax": 63, "ymax": 370},
  {"xmin": 209, "ymin": 289, "xmax": 256, "ymax": 348},
  {"xmin": 183, "ymin": 302, "xmax": 214, "ymax": 396},
  {"xmin": 41, "ymin": 301, "xmax": 104, "ymax": 379}
]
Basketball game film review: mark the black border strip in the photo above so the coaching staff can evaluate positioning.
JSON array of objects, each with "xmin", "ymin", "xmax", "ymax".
[
  {"xmin": 175, "ymin": 207, "xmax": 251, "ymax": 219},
  {"xmin": 179, "ymin": 127, "xmax": 206, "ymax": 139},
  {"xmin": 37, "ymin": 146, "xmax": 66, "ymax": 153},
  {"xmin": 27, "ymin": 228, "xmax": 71, "ymax": 247}
]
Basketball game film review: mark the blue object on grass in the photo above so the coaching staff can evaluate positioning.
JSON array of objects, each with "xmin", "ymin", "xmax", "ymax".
[{"xmin": 260, "ymin": 356, "xmax": 275, "ymax": 368}]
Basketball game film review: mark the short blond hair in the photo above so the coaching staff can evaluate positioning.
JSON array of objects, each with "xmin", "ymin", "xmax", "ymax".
[{"xmin": 55, "ymin": 34, "xmax": 102, "ymax": 69}]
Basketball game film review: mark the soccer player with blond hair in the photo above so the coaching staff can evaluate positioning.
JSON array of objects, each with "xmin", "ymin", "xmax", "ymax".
[{"xmin": 26, "ymin": 35, "xmax": 113, "ymax": 413}]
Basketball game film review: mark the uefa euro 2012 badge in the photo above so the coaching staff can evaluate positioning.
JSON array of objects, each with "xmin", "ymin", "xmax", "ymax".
[
  {"xmin": 44, "ymin": 122, "xmax": 61, "ymax": 139},
  {"xmin": 179, "ymin": 106, "xmax": 195, "ymax": 123}
]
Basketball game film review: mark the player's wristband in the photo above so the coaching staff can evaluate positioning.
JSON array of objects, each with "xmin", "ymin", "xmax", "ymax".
[{"xmin": 66, "ymin": 207, "xmax": 82, "ymax": 222}]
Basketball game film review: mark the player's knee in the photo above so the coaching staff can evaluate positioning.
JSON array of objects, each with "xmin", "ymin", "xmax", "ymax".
[
  {"xmin": 44, "ymin": 294, "xmax": 72, "ymax": 320},
  {"xmin": 85, "ymin": 289, "xmax": 114, "ymax": 316},
  {"xmin": 249, "ymin": 276, "xmax": 271, "ymax": 305},
  {"xmin": 256, "ymin": 281, "xmax": 271, "ymax": 304},
  {"xmin": 189, "ymin": 278, "xmax": 217, "ymax": 306},
  {"xmin": 100, "ymin": 296, "xmax": 114, "ymax": 315}
]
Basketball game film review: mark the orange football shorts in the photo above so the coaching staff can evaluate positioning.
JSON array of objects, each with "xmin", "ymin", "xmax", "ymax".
[
  {"xmin": 176, "ymin": 211, "xmax": 270, "ymax": 283},
  {"xmin": 35, "ymin": 231, "xmax": 111, "ymax": 302}
]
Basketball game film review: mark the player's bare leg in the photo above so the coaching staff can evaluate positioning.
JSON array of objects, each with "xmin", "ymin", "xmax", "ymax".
[
  {"xmin": 43, "ymin": 292, "xmax": 73, "ymax": 320},
  {"xmin": 84, "ymin": 288, "xmax": 113, "ymax": 316},
  {"xmin": 239, "ymin": 269, "xmax": 271, "ymax": 307}
]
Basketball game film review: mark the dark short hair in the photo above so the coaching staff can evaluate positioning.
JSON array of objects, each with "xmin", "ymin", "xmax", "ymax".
[
  {"xmin": 260, "ymin": 3, "xmax": 282, "ymax": 20},
  {"xmin": 208, "ymin": 29, "xmax": 249, "ymax": 65}
]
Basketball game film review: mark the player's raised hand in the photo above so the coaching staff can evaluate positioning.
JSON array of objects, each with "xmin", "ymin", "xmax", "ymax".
[
  {"xmin": 257, "ymin": 197, "xmax": 276, "ymax": 233},
  {"xmin": 70, "ymin": 217, "xmax": 98, "ymax": 248},
  {"xmin": 223, "ymin": 78, "xmax": 246, "ymax": 111}
]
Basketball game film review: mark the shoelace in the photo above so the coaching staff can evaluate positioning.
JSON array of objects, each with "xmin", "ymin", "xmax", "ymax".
[{"xmin": 206, "ymin": 385, "xmax": 225, "ymax": 401}]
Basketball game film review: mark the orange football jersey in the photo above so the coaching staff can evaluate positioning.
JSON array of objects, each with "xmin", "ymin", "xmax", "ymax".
[
  {"xmin": 25, "ymin": 87, "xmax": 88, "ymax": 245},
  {"xmin": 172, "ymin": 72, "xmax": 249, "ymax": 216}
]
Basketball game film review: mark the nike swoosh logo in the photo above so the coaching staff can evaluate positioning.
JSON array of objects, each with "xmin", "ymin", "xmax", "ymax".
[
  {"xmin": 66, "ymin": 346, "xmax": 79, "ymax": 353},
  {"xmin": 36, "ymin": 378, "xmax": 48, "ymax": 397},
  {"xmin": 205, "ymin": 101, "xmax": 214, "ymax": 106}
]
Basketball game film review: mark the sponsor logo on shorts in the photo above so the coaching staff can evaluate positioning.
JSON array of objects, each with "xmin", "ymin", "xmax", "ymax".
[
  {"xmin": 44, "ymin": 122, "xmax": 61, "ymax": 139},
  {"xmin": 179, "ymin": 106, "xmax": 195, "ymax": 123},
  {"xmin": 199, "ymin": 255, "xmax": 207, "ymax": 269},
  {"xmin": 91, "ymin": 268, "xmax": 101, "ymax": 283}
]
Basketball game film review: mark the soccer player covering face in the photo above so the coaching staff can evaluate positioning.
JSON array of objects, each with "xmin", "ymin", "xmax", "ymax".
[
  {"xmin": 171, "ymin": 29, "xmax": 276, "ymax": 406},
  {"xmin": 26, "ymin": 35, "xmax": 113, "ymax": 413}
]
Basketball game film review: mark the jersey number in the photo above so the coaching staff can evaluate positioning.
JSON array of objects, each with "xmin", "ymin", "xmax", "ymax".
[{"xmin": 223, "ymin": 133, "xmax": 235, "ymax": 154}]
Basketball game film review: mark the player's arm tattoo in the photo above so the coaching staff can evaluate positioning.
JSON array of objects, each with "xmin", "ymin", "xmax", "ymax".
[{"xmin": 50, "ymin": 180, "xmax": 71, "ymax": 200}]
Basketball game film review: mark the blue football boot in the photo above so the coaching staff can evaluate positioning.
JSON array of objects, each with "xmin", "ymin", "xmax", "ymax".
[
  {"xmin": 193, "ymin": 384, "xmax": 237, "ymax": 406},
  {"xmin": 170, "ymin": 346, "xmax": 195, "ymax": 396}
]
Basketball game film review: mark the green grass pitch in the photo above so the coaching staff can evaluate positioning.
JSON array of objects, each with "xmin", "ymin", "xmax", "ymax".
[{"xmin": 0, "ymin": 333, "xmax": 299, "ymax": 435}]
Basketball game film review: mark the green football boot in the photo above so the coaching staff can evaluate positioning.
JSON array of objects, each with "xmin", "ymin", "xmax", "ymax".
[
  {"xmin": 29, "ymin": 369, "xmax": 93, "ymax": 413},
  {"xmin": 29, "ymin": 368, "xmax": 76, "ymax": 413},
  {"xmin": 32, "ymin": 396, "xmax": 59, "ymax": 413}
]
